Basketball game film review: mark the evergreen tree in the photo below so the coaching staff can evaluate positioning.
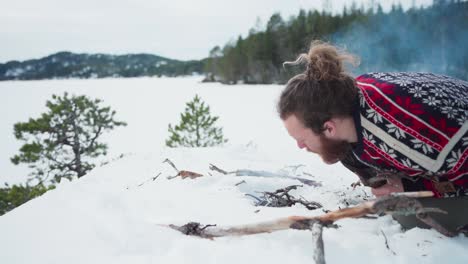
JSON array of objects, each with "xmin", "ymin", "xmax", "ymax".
[
  {"xmin": 204, "ymin": 46, "xmax": 223, "ymax": 82},
  {"xmin": 0, "ymin": 183, "xmax": 55, "ymax": 216},
  {"xmin": 11, "ymin": 93, "xmax": 127, "ymax": 183},
  {"xmin": 166, "ymin": 95, "xmax": 227, "ymax": 147}
]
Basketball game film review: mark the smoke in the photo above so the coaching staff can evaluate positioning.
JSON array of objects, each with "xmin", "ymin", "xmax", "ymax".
[{"xmin": 330, "ymin": 1, "xmax": 468, "ymax": 80}]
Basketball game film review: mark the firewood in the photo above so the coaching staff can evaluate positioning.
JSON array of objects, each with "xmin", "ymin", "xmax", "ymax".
[
  {"xmin": 162, "ymin": 191, "xmax": 460, "ymax": 264},
  {"xmin": 163, "ymin": 191, "xmax": 456, "ymax": 238}
]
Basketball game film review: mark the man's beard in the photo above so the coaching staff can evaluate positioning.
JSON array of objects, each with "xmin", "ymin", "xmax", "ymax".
[{"xmin": 317, "ymin": 135, "xmax": 352, "ymax": 164}]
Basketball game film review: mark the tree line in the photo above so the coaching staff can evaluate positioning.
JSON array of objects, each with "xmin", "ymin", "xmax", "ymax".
[
  {"xmin": 0, "ymin": 52, "xmax": 204, "ymax": 81},
  {"xmin": 204, "ymin": 0, "xmax": 468, "ymax": 84}
]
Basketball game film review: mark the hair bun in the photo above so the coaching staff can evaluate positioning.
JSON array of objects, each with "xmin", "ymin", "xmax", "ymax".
[
  {"xmin": 284, "ymin": 40, "xmax": 359, "ymax": 81},
  {"xmin": 307, "ymin": 41, "xmax": 359, "ymax": 81}
]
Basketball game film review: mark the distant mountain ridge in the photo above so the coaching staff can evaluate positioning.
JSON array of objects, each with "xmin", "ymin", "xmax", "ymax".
[{"xmin": 0, "ymin": 52, "xmax": 205, "ymax": 81}]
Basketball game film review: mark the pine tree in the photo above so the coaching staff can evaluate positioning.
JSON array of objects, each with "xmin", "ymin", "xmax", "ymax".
[
  {"xmin": 0, "ymin": 183, "xmax": 55, "ymax": 216},
  {"xmin": 11, "ymin": 93, "xmax": 126, "ymax": 183},
  {"xmin": 166, "ymin": 95, "xmax": 227, "ymax": 147}
]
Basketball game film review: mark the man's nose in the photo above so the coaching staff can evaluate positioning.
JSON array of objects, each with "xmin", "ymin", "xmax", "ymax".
[{"xmin": 297, "ymin": 141, "xmax": 306, "ymax": 149}]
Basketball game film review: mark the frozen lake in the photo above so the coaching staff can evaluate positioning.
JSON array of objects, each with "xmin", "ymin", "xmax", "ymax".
[{"xmin": 0, "ymin": 76, "xmax": 297, "ymax": 184}]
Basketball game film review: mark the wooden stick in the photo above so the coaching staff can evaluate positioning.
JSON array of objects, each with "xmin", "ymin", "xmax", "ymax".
[
  {"xmin": 209, "ymin": 163, "xmax": 321, "ymax": 186},
  {"xmin": 163, "ymin": 191, "xmax": 450, "ymax": 239},
  {"xmin": 164, "ymin": 201, "xmax": 375, "ymax": 238},
  {"xmin": 163, "ymin": 158, "xmax": 179, "ymax": 172},
  {"xmin": 161, "ymin": 191, "xmax": 455, "ymax": 264},
  {"xmin": 310, "ymin": 221, "xmax": 325, "ymax": 264},
  {"xmin": 389, "ymin": 191, "xmax": 434, "ymax": 198}
]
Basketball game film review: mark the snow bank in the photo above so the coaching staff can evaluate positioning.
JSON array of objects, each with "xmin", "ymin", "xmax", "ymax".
[{"xmin": 1, "ymin": 146, "xmax": 467, "ymax": 264}]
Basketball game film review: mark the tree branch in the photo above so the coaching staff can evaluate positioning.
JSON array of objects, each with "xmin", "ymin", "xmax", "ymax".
[
  {"xmin": 82, "ymin": 124, "xmax": 103, "ymax": 154},
  {"xmin": 209, "ymin": 163, "xmax": 321, "ymax": 187},
  {"xmin": 249, "ymin": 185, "xmax": 322, "ymax": 210},
  {"xmin": 163, "ymin": 191, "xmax": 457, "ymax": 239}
]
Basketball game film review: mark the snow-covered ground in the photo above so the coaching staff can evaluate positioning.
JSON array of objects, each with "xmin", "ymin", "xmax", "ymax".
[{"xmin": 0, "ymin": 77, "xmax": 467, "ymax": 263}]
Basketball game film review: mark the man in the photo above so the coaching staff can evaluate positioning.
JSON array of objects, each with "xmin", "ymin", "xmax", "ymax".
[{"xmin": 278, "ymin": 41, "xmax": 467, "ymax": 231}]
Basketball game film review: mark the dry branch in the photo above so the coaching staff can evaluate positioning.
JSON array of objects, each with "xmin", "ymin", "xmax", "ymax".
[
  {"xmin": 290, "ymin": 220, "xmax": 325, "ymax": 264},
  {"xmin": 162, "ymin": 191, "xmax": 460, "ymax": 264},
  {"xmin": 164, "ymin": 158, "xmax": 204, "ymax": 180},
  {"xmin": 126, "ymin": 173, "xmax": 161, "ymax": 189},
  {"xmin": 137, "ymin": 173, "xmax": 161, "ymax": 187},
  {"xmin": 235, "ymin": 180, "xmax": 246, "ymax": 186},
  {"xmin": 248, "ymin": 185, "xmax": 322, "ymax": 210},
  {"xmin": 209, "ymin": 164, "xmax": 230, "ymax": 174},
  {"xmin": 209, "ymin": 163, "xmax": 321, "ymax": 186},
  {"xmin": 167, "ymin": 170, "xmax": 204, "ymax": 180},
  {"xmin": 311, "ymin": 222, "xmax": 325, "ymax": 264},
  {"xmin": 380, "ymin": 229, "xmax": 396, "ymax": 255},
  {"xmin": 164, "ymin": 191, "xmax": 457, "ymax": 239},
  {"xmin": 163, "ymin": 158, "xmax": 179, "ymax": 172}
]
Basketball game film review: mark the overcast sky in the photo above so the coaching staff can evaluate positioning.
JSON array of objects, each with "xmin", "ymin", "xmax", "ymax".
[{"xmin": 0, "ymin": 0, "xmax": 433, "ymax": 62}]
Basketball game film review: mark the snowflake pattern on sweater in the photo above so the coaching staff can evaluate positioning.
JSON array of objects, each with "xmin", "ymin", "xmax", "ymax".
[{"xmin": 351, "ymin": 72, "xmax": 468, "ymax": 197}]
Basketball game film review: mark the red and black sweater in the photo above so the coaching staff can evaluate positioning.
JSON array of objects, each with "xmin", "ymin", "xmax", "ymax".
[{"xmin": 342, "ymin": 72, "xmax": 468, "ymax": 197}]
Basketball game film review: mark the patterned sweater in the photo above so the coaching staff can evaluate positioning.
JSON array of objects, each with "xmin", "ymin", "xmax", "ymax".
[{"xmin": 342, "ymin": 72, "xmax": 468, "ymax": 197}]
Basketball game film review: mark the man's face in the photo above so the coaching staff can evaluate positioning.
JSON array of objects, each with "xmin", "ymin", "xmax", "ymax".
[{"xmin": 283, "ymin": 114, "xmax": 350, "ymax": 164}]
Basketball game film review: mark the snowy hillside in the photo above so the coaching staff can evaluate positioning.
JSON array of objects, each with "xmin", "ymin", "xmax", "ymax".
[
  {"xmin": 1, "ymin": 146, "xmax": 468, "ymax": 263},
  {"xmin": 0, "ymin": 77, "xmax": 467, "ymax": 263},
  {"xmin": 0, "ymin": 52, "xmax": 202, "ymax": 80}
]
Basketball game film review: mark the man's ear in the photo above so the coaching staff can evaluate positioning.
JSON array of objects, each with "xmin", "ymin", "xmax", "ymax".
[{"xmin": 322, "ymin": 120, "xmax": 337, "ymax": 138}]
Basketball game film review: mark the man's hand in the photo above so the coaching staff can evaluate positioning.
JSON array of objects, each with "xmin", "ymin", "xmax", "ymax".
[{"xmin": 371, "ymin": 175, "xmax": 404, "ymax": 197}]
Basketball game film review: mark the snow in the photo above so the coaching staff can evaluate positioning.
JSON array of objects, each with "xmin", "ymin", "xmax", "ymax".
[
  {"xmin": 156, "ymin": 60, "xmax": 168, "ymax": 67},
  {"xmin": 5, "ymin": 68, "xmax": 25, "ymax": 77},
  {"xmin": 0, "ymin": 77, "xmax": 467, "ymax": 263}
]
